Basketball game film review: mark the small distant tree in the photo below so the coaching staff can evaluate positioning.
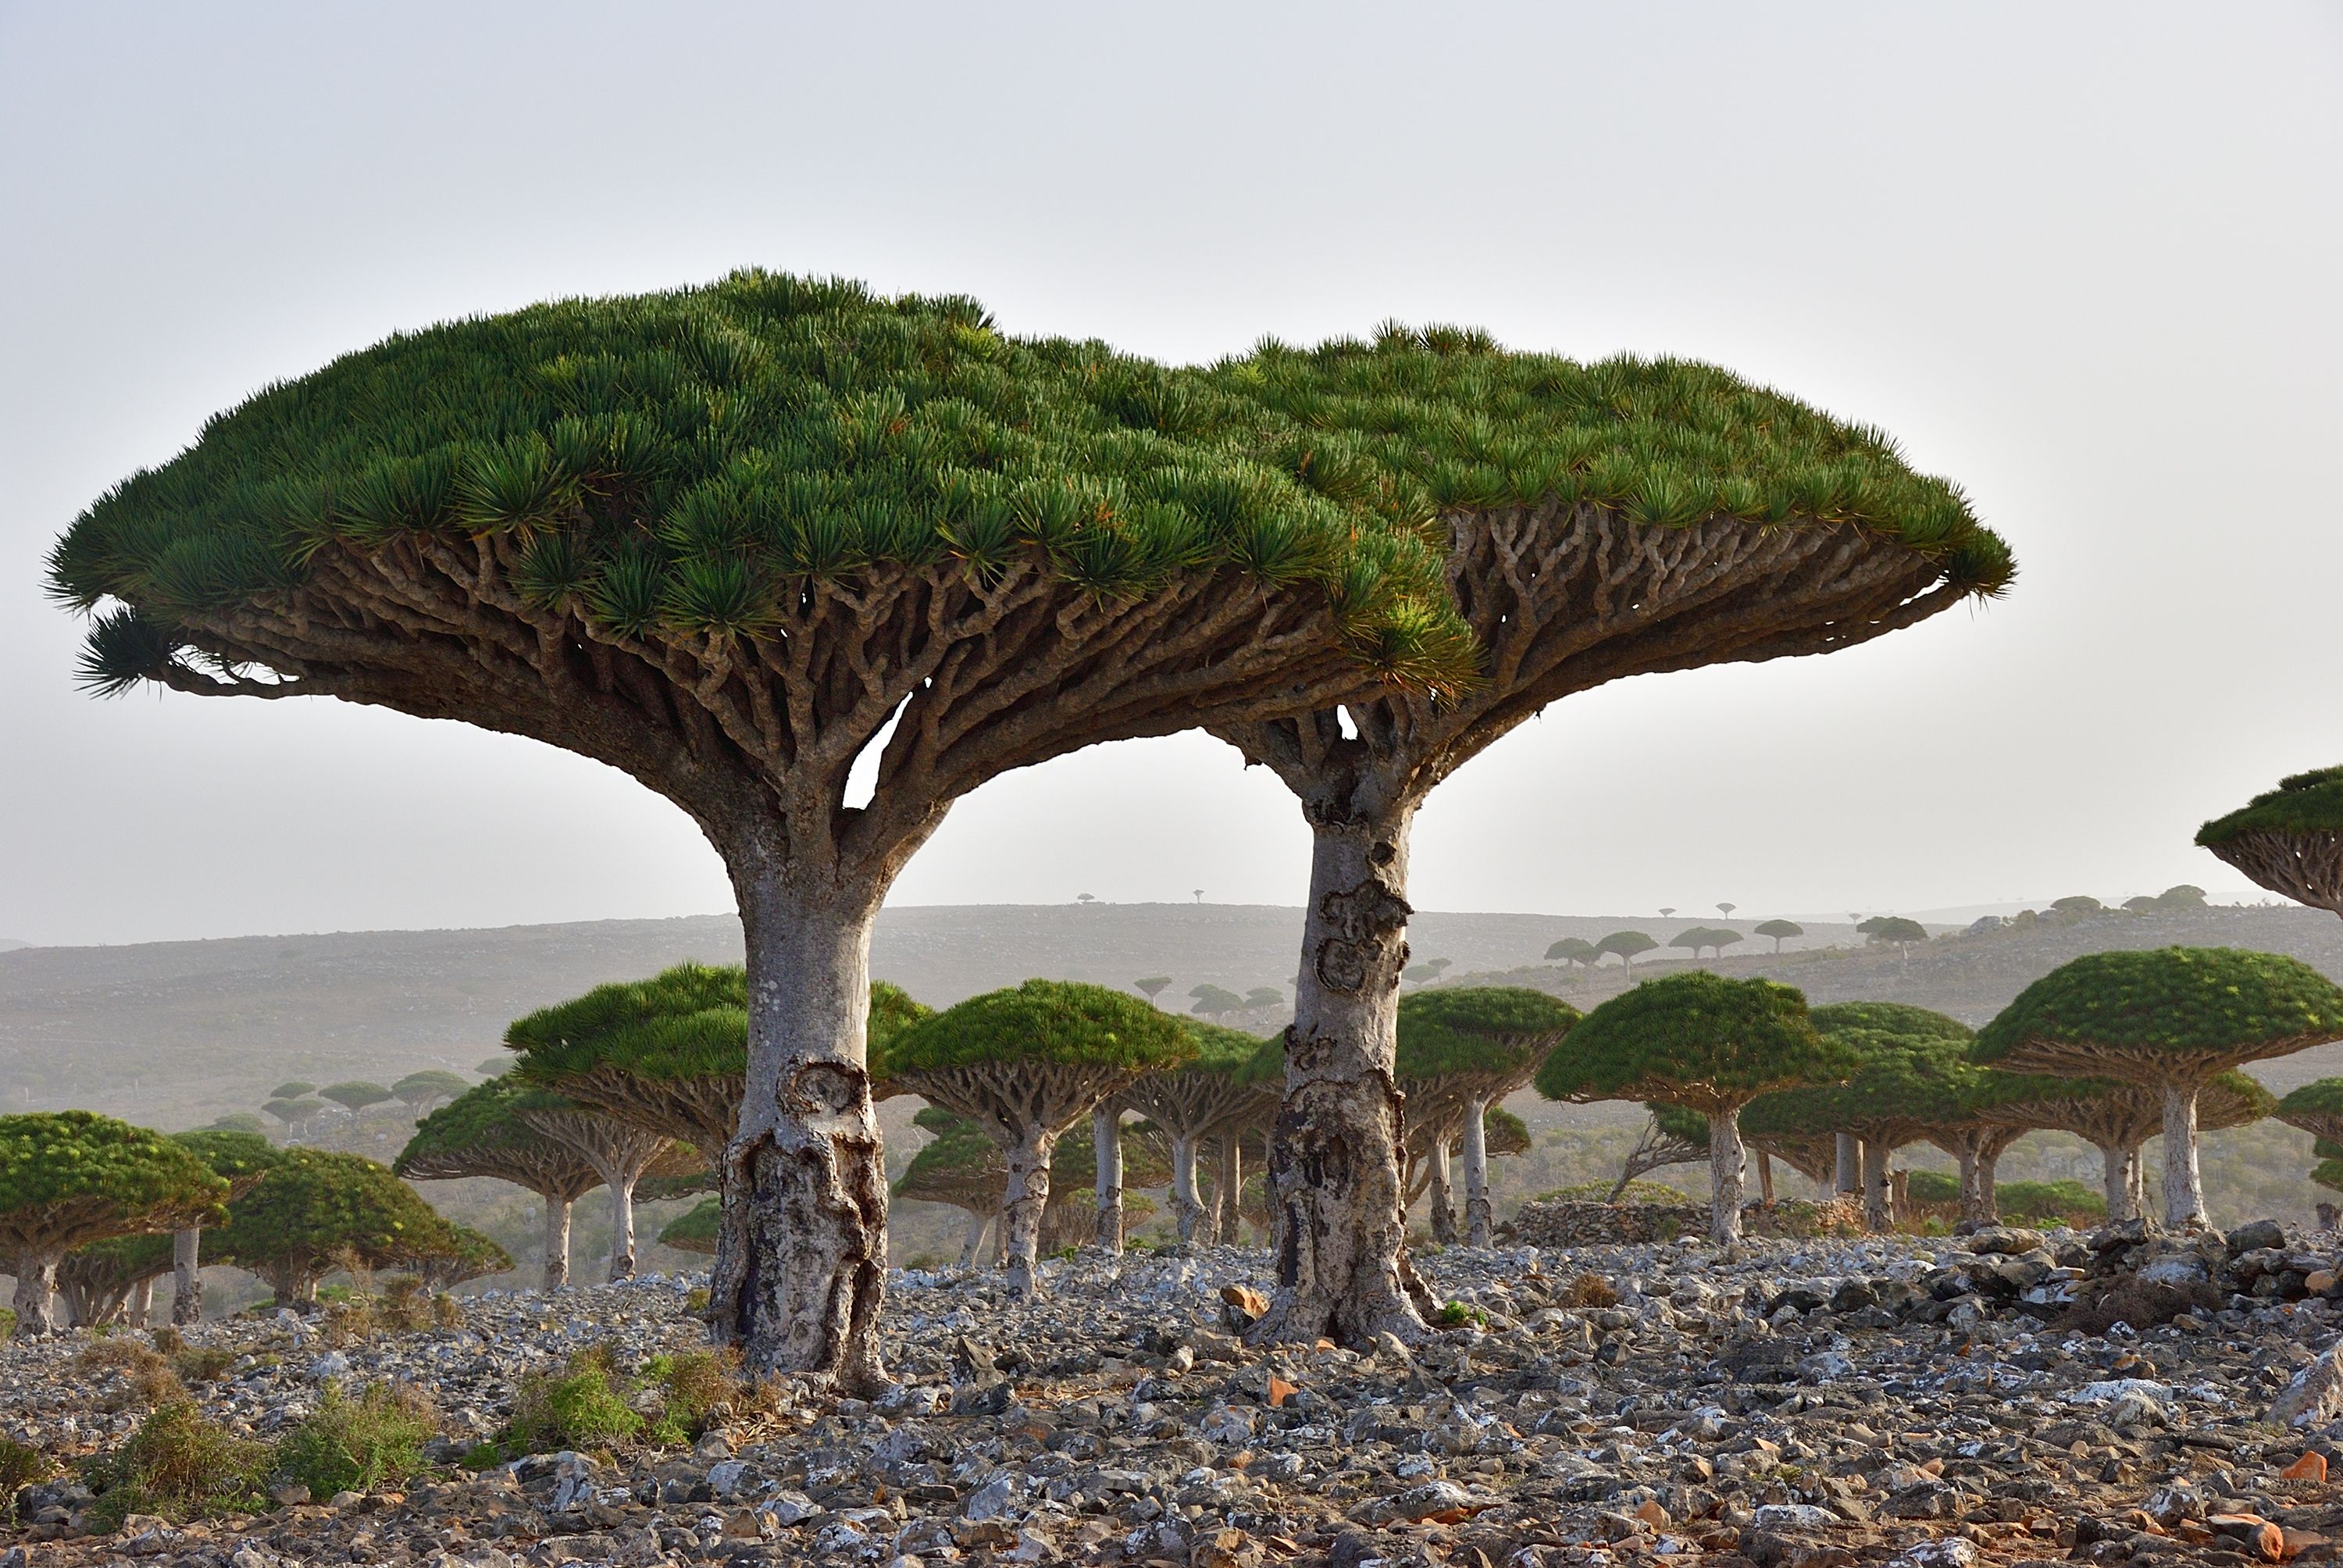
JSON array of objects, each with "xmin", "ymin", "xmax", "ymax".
[
  {"xmin": 394, "ymin": 1079, "xmax": 602, "ymax": 1290},
  {"xmin": 1396, "ymin": 988, "xmax": 1576, "ymax": 1245},
  {"xmin": 271, "ymin": 1081, "xmax": 317, "ymax": 1102},
  {"xmin": 2157, "ymin": 884, "xmax": 2208, "ymax": 910},
  {"xmin": 1856, "ymin": 915, "xmax": 1928, "ymax": 969},
  {"xmin": 1755, "ymin": 919, "xmax": 1803, "ymax": 953},
  {"xmin": 2051, "ymin": 896, "xmax": 2103, "ymax": 916},
  {"xmin": 390, "ymin": 1071, "xmax": 471, "ymax": 1117},
  {"xmin": 2121, "ymin": 896, "xmax": 2157, "ymax": 914},
  {"xmin": 319, "ymin": 1082, "xmax": 394, "ymax": 1116},
  {"xmin": 1669, "ymin": 928, "xmax": 1709, "ymax": 960},
  {"xmin": 56, "ymin": 1231, "xmax": 175, "ymax": 1328},
  {"xmin": 1537, "ymin": 974, "xmax": 1852, "ymax": 1243},
  {"xmin": 1189, "ymin": 984, "xmax": 1245, "ymax": 1017},
  {"xmin": 1091, "ymin": 1018, "xmax": 1263, "ymax": 1249},
  {"xmin": 473, "ymin": 1058, "xmax": 508, "ymax": 1077},
  {"xmin": 1710, "ymin": 928, "xmax": 1743, "ymax": 959},
  {"xmin": 411, "ymin": 1224, "xmax": 514, "ymax": 1292},
  {"xmin": 203, "ymin": 1113, "xmax": 268, "ymax": 1135},
  {"xmin": 1659, "ymin": 907, "xmax": 1677, "ymax": 918},
  {"xmin": 1544, "ymin": 937, "xmax": 1597, "ymax": 971},
  {"xmin": 0, "ymin": 1113, "xmax": 230, "ymax": 1335},
  {"xmin": 1717, "ymin": 903, "xmax": 1737, "ymax": 917},
  {"xmin": 1243, "ymin": 986, "xmax": 1287, "ymax": 1009},
  {"xmin": 1402, "ymin": 958, "xmax": 1451, "ymax": 985},
  {"xmin": 1745, "ymin": 1010, "xmax": 1966, "ymax": 1228},
  {"xmin": 1595, "ymin": 931, "xmax": 1658, "ymax": 975},
  {"xmin": 209, "ymin": 1148, "xmax": 453, "ymax": 1304},
  {"xmin": 882, "ymin": 980, "xmax": 1194, "ymax": 1295},
  {"xmin": 515, "ymin": 1097, "xmax": 698, "ymax": 1281},
  {"xmin": 1077, "ymin": 893, "xmax": 1097, "ymax": 904},
  {"xmin": 1134, "ymin": 977, "xmax": 1172, "ymax": 1004},
  {"xmin": 261, "ymin": 1097, "xmax": 320, "ymax": 1136},
  {"xmin": 1976, "ymin": 947, "xmax": 2343, "ymax": 1227},
  {"xmin": 165, "ymin": 1128, "xmax": 279, "ymax": 1325}
]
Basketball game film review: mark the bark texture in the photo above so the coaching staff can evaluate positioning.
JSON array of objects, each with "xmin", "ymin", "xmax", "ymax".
[
  {"xmin": 1092, "ymin": 1104, "xmax": 1123, "ymax": 1254},
  {"xmin": 2099, "ymin": 1142, "xmax": 2142, "ymax": 1224},
  {"xmin": 1170, "ymin": 1138, "xmax": 1204, "ymax": 1245},
  {"xmin": 1460, "ymin": 1096, "xmax": 1492, "ymax": 1247},
  {"xmin": 958, "ymin": 1210, "xmax": 992, "ymax": 1270},
  {"xmin": 2162, "ymin": 1080, "xmax": 2206, "ymax": 1229},
  {"xmin": 172, "ymin": 1228, "xmax": 203, "ymax": 1326},
  {"xmin": 1706, "ymin": 1112, "xmax": 1747, "ymax": 1245},
  {"xmin": 1216, "ymin": 1136, "xmax": 1244, "ymax": 1246},
  {"xmin": 1000, "ymin": 1129, "xmax": 1058, "ymax": 1298},
  {"xmin": 1860, "ymin": 1139, "xmax": 1892, "ymax": 1231},
  {"xmin": 542, "ymin": 1194, "xmax": 572, "ymax": 1291},
  {"xmin": 1427, "ymin": 1140, "xmax": 1459, "ymax": 1245},
  {"xmin": 12, "ymin": 1253, "xmax": 57, "ymax": 1335},
  {"xmin": 130, "ymin": 1278, "xmax": 152, "ymax": 1329}
]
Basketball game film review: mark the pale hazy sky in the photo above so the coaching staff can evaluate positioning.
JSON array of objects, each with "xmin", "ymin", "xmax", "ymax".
[{"xmin": 5, "ymin": 4, "xmax": 2341, "ymax": 949}]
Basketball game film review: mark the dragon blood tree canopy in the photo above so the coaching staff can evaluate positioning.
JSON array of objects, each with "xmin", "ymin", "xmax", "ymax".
[
  {"xmin": 1975, "ymin": 947, "xmax": 2343, "ymax": 1228},
  {"xmin": 1396, "ymin": 986, "xmax": 1577, "ymax": 1245},
  {"xmin": 2279, "ymin": 1078, "xmax": 2343, "ymax": 1147},
  {"xmin": 1196, "ymin": 330, "xmax": 2010, "ymax": 1345},
  {"xmin": 505, "ymin": 964, "xmax": 928, "ymax": 1149},
  {"xmin": 1983, "ymin": 1070, "xmax": 2273, "ymax": 1224},
  {"xmin": 209, "ymin": 1148, "xmax": 457, "ymax": 1304},
  {"xmin": 47, "ymin": 270, "xmax": 1472, "ymax": 1388},
  {"xmin": 2198, "ymin": 768, "xmax": 2343, "ymax": 917},
  {"xmin": 880, "ymin": 979, "xmax": 1193, "ymax": 1298},
  {"xmin": 395, "ymin": 1076, "xmax": 604, "ymax": 1290}
]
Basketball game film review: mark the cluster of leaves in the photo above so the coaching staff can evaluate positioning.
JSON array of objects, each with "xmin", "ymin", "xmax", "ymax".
[
  {"xmin": 1974, "ymin": 947, "xmax": 2343, "ymax": 1062},
  {"xmin": 49, "ymin": 270, "xmax": 1475, "ymax": 693},
  {"xmin": 879, "ymin": 978, "xmax": 1194, "ymax": 1074},
  {"xmin": 394, "ymin": 1075, "xmax": 587, "ymax": 1175},
  {"xmin": 0, "ymin": 1111, "xmax": 230, "ymax": 1253},
  {"xmin": 505, "ymin": 962, "xmax": 925, "ymax": 1082},
  {"xmin": 2198, "ymin": 768, "xmax": 2343, "ymax": 845},
  {"xmin": 208, "ymin": 1148, "xmax": 456, "ymax": 1283},
  {"xmin": 1670, "ymin": 927, "xmax": 1743, "ymax": 959},
  {"xmin": 467, "ymin": 1344, "xmax": 743, "ymax": 1462},
  {"xmin": 1396, "ymin": 987, "xmax": 1578, "ymax": 1080}
]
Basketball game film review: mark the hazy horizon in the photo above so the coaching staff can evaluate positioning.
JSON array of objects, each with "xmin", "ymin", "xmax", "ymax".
[{"xmin": 5, "ymin": 5, "xmax": 2339, "ymax": 947}]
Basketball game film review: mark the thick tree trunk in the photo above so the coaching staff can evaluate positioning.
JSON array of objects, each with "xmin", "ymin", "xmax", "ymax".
[
  {"xmin": 1955, "ymin": 1146, "xmax": 1981, "ymax": 1223},
  {"xmin": 541, "ymin": 1194, "xmax": 572, "ymax": 1292},
  {"xmin": 1427, "ymin": 1139, "xmax": 1458, "ymax": 1245},
  {"xmin": 1461, "ymin": 1097, "xmax": 1493, "ymax": 1246},
  {"xmin": 2098, "ymin": 1142, "xmax": 2136, "ymax": 1223},
  {"xmin": 1835, "ymin": 1134, "xmax": 1861, "ymax": 1195},
  {"xmin": 1860, "ymin": 1139, "xmax": 1892, "ymax": 1231},
  {"xmin": 606, "ymin": 1174, "xmax": 637, "ymax": 1281},
  {"xmin": 957, "ymin": 1210, "xmax": 992, "ymax": 1270},
  {"xmin": 2161, "ymin": 1080, "xmax": 2206, "ymax": 1229},
  {"xmin": 1217, "ymin": 1135, "xmax": 1243, "ymax": 1246},
  {"xmin": 712, "ymin": 876, "xmax": 890, "ymax": 1392},
  {"xmin": 1000, "ymin": 1128, "xmax": 1058, "ymax": 1297},
  {"xmin": 1171, "ymin": 1135, "xmax": 1204, "ymax": 1244},
  {"xmin": 1706, "ymin": 1110, "xmax": 1747, "ymax": 1245},
  {"xmin": 1256, "ymin": 796, "xmax": 1427, "ymax": 1348},
  {"xmin": 1976, "ymin": 1142, "xmax": 2002, "ymax": 1224},
  {"xmin": 1093, "ymin": 1104, "xmax": 1123, "ymax": 1254},
  {"xmin": 172, "ymin": 1228, "xmax": 203, "ymax": 1326},
  {"xmin": 14, "ymin": 1252, "xmax": 57, "ymax": 1335},
  {"xmin": 130, "ymin": 1276, "xmax": 152, "ymax": 1329}
]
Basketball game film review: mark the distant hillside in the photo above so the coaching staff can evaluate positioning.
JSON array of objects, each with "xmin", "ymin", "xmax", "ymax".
[{"xmin": 0, "ymin": 939, "xmax": 27, "ymax": 952}]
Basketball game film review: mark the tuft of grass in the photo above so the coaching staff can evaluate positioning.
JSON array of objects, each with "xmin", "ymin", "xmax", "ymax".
[
  {"xmin": 640, "ymin": 1350, "xmax": 741, "ymax": 1445},
  {"xmin": 0, "ymin": 1306, "xmax": 13, "ymax": 1335},
  {"xmin": 431, "ymin": 1292, "xmax": 462, "ymax": 1331},
  {"xmin": 683, "ymin": 1286, "xmax": 710, "ymax": 1313},
  {"xmin": 378, "ymin": 1277, "xmax": 433, "ymax": 1333},
  {"xmin": 82, "ymin": 1400, "xmax": 269, "ymax": 1527},
  {"xmin": 1434, "ymin": 1300, "xmax": 1488, "ymax": 1329},
  {"xmin": 273, "ymin": 1382, "xmax": 437, "ymax": 1499},
  {"xmin": 505, "ymin": 1349, "xmax": 643, "ymax": 1453},
  {"xmin": 320, "ymin": 1295, "xmax": 376, "ymax": 1348},
  {"xmin": 77, "ymin": 1338, "xmax": 187, "ymax": 1409},
  {"xmin": 1557, "ymin": 1274, "xmax": 1620, "ymax": 1310},
  {"xmin": 0, "ymin": 1434, "xmax": 55, "ymax": 1497},
  {"xmin": 171, "ymin": 1345, "xmax": 238, "ymax": 1384}
]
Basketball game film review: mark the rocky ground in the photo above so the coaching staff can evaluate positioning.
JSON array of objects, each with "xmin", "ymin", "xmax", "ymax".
[{"xmin": 14, "ymin": 1219, "xmax": 2343, "ymax": 1568}]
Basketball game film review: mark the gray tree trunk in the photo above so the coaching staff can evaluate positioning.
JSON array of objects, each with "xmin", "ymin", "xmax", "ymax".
[
  {"xmin": 1427, "ymin": 1138, "xmax": 1458, "ymax": 1245},
  {"xmin": 1171, "ymin": 1135, "xmax": 1204, "ymax": 1244},
  {"xmin": 1254, "ymin": 796, "xmax": 1426, "ymax": 1347},
  {"xmin": 1706, "ymin": 1110, "xmax": 1747, "ymax": 1245},
  {"xmin": 172, "ymin": 1227, "xmax": 203, "ymax": 1325},
  {"xmin": 2097, "ymin": 1142, "xmax": 2136, "ymax": 1223},
  {"xmin": 1975, "ymin": 1142, "xmax": 2002, "ymax": 1224},
  {"xmin": 1217, "ymin": 1135, "xmax": 1243, "ymax": 1245},
  {"xmin": 1000, "ymin": 1127, "xmax": 1058, "ymax": 1298},
  {"xmin": 1835, "ymin": 1133, "xmax": 1861, "ymax": 1195},
  {"xmin": 606, "ymin": 1176, "xmax": 637, "ymax": 1281},
  {"xmin": 12, "ymin": 1252, "xmax": 57, "ymax": 1335},
  {"xmin": 2130, "ymin": 1147, "xmax": 2147, "ymax": 1217},
  {"xmin": 711, "ymin": 878, "xmax": 890, "ymax": 1392},
  {"xmin": 1461, "ymin": 1096, "xmax": 1492, "ymax": 1247},
  {"xmin": 1955, "ymin": 1146, "xmax": 1981, "ymax": 1223},
  {"xmin": 542, "ymin": 1193, "xmax": 572, "ymax": 1292},
  {"xmin": 1092, "ymin": 1103, "xmax": 1123, "ymax": 1254},
  {"xmin": 2161, "ymin": 1080, "xmax": 2206, "ymax": 1229},
  {"xmin": 1756, "ymin": 1147, "xmax": 1774, "ymax": 1206},
  {"xmin": 1860, "ymin": 1138, "xmax": 1892, "ymax": 1231},
  {"xmin": 130, "ymin": 1276, "xmax": 152, "ymax": 1329},
  {"xmin": 957, "ymin": 1210, "xmax": 992, "ymax": 1270}
]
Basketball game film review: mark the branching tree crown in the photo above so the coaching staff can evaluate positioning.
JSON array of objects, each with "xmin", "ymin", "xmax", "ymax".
[
  {"xmin": 2277, "ymin": 1078, "xmax": 2343, "ymax": 1146},
  {"xmin": 1396, "ymin": 987, "xmax": 1578, "ymax": 1081},
  {"xmin": 1973, "ymin": 947, "xmax": 2343, "ymax": 1080},
  {"xmin": 209, "ymin": 1148, "xmax": 454, "ymax": 1289},
  {"xmin": 2199, "ymin": 769, "xmax": 2343, "ymax": 915},
  {"xmin": 394, "ymin": 1076, "xmax": 603, "ymax": 1200},
  {"xmin": 882, "ymin": 979, "xmax": 1194, "ymax": 1075},
  {"xmin": 1535, "ymin": 973, "xmax": 1850, "ymax": 1114},
  {"xmin": 0, "ymin": 1112, "xmax": 231, "ymax": 1260}
]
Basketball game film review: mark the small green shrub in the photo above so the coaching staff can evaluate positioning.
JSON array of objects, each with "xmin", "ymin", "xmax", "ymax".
[
  {"xmin": 683, "ymin": 1287, "xmax": 710, "ymax": 1313},
  {"xmin": 505, "ymin": 1351, "xmax": 642, "ymax": 1453},
  {"xmin": 1998, "ymin": 1178, "xmax": 2107, "ymax": 1225},
  {"xmin": 640, "ymin": 1350, "xmax": 740, "ymax": 1446},
  {"xmin": 1905, "ymin": 1169, "xmax": 1960, "ymax": 1203},
  {"xmin": 83, "ymin": 1400, "xmax": 268, "ymax": 1526},
  {"xmin": 0, "ymin": 1434, "xmax": 55, "ymax": 1497},
  {"xmin": 0, "ymin": 1306, "xmax": 16, "ymax": 1337},
  {"xmin": 273, "ymin": 1382, "xmax": 437, "ymax": 1499},
  {"xmin": 171, "ymin": 1346, "xmax": 238, "ymax": 1384},
  {"xmin": 1434, "ymin": 1300, "xmax": 1487, "ymax": 1328}
]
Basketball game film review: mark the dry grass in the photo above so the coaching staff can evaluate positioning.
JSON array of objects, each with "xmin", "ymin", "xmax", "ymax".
[
  {"xmin": 77, "ymin": 1338, "xmax": 187, "ymax": 1409},
  {"xmin": 1556, "ymin": 1274, "xmax": 1621, "ymax": 1310}
]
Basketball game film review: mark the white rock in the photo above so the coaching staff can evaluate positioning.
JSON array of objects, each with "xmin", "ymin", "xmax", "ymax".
[{"xmin": 1753, "ymin": 1503, "xmax": 1840, "ymax": 1530}]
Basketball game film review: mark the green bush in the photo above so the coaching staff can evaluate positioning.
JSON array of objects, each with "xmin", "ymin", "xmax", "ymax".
[
  {"xmin": 1, "ymin": 1434, "xmax": 54, "ymax": 1498},
  {"xmin": 0, "ymin": 1306, "xmax": 14, "ymax": 1336},
  {"xmin": 1906, "ymin": 1169, "xmax": 1960, "ymax": 1203},
  {"xmin": 505, "ymin": 1349, "xmax": 642, "ymax": 1453},
  {"xmin": 273, "ymin": 1383, "xmax": 437, "ymax": 1499},
  {"xmin": 83, "ymin": 1400, "xmax": 268, "ymax": 1526},
  {"xmin": 1997, "ymin": 1178, "xmax": 2107, "ymax": 1224},
  {"xmin": 639, "ymin": 1350, "xmax": 741, "ymax": 1446}
]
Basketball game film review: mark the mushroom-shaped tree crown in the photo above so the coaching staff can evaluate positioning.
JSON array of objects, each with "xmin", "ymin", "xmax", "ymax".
[
  {"xmin": 393, "ymin": 1076, "xmax": 601, "ymax": 1199},
  {"xmin": 2278, "ymin": 1077, "xmax": 2343, "ymax": 1143},
  {"xmin": 171, "ymin": 1128, "xmax": 280, "ymax": 1185},
  {"xmin": 1180, "ymin": 1020, "xmax": 1274, "ymax": 1076},
  {"xmin": 1973, "ymin": 947, "xmax": 2343, "ymax": 1082},
  {"xmin": 0, "ymin": 1111, "xmax": 232, "ymax": 1253},
  {"xmin": 2199, "ymin": 768, "xmax": 2343, "ymax": 843},
  {"xmin": 883, "ymin": 979, "xmax": 1194, "ymax": 1076},
  {"xmin": 1809, "ymin": 1001, "xmax": 1974, "ymax": 1045},
  {"xmin": 661, "ymin": 1197, "xmax": 722, "ymax": 1255},
  {"xmin": 2198, "ymin": 773, "xmax": 2343, "ymax": 916},
  {"xmin": 209, "ymin": 1147, "xmax": 452, "ymax": 1275},
  {"xmin": 1396, "ymin": 986, "xmax": 1579, "ymax": 1080},
  {"xmin": 1534, "ymin": 973, "xmax": 1848, "ymax": 1114},
  {"xmin": 510, "ymin": 962, "xmax": 927, "ymax": 1079}
]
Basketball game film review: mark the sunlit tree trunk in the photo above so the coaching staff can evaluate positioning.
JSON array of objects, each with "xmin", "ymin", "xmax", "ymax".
[
  {"xmin": 1461, "ymin": 1097, "xmax": 1493, "ymax": 1246},
  {"xmin": 171, "ymin": 1228, "xmax": 203, "ymax": 1325},
  {"xmin": 1860, "ymin": 1139, "xmax": 1892, "ymax": 1231},
  {"xmin": 1706, "ymin": 1110, "xmax": 1747, "ymax": 1245},
  {"xmin": 542, "ymin": 1194, "xmax": 572, "ymax": 1291},
  {"xmin": 1093, "ymin": 1104, "xmax": 1123, "ymax": 1253},
  {"xmin": 2096, "ymin": 1142, "xmax": 2136, "ymax": 1223},
  {"xmin": 1170, "ymin": 1135, "xmax": 1204, "ymax": 1244},
  {"xmin": 14, "ymin": 1253, "xmax": 58, "ymax": 1336},
  {"xmin": 1427, "ymin": 1138, "xmax": 1459, "ymax": 1245},
  {"xmin": 1755, "ymin": 1148, "xmax": 1775, "ymax": 1208},
  {"xmin": 957, "ymin": 1210, "xmax": 992, "ymax": 1270},
  {"xmin": 2160, "ymin": 1081, "xmax": 2206, "ymax": 1229},
  {"xmin": 1216, "ymin": 1135, "xmax": 1243, "ymax": 1245},
  {"xmin": 1000, "ymin": 1126, "xmax": 1060, "ymax": 1298},
  {"xmin": 130, "ymin": 1277, "xmax": 152, "ymax": 1329}
]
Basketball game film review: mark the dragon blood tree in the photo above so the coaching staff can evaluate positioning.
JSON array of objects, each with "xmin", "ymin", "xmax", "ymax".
[
  {"xmin": 0, "ymin": 1112, "xmax": 229, "ymax": 1336},
  {"xmin": 1975, "ymin": 948, "xmax": 2343, "ymax": 1228},
  {"xmin": 1613, "ymin": 1103, "xmax": 1836, "ymax": 1204},
  {"xmin": 515, "ymin": 1098, "xmax": 702, "ymax": 1281},
  {"xmin": 206, "ymin": 1148, "xmax": 447, "ymax": 1304},
  {"xmin": 57, "ymin": 1231, "xmax": 175, "ymax": 1328},
  {"xmin": 1205, "ymin": 1037, "xmax": 1286, "ymax": 1250},
  {"xmin": 1111, "ymin": 1021, "xmax": 1271, "ymax": 1246},
  {"xmin": 2198, "ymin": 769, "xmax": 2343, "ymax": 916},
  {"xmin": 166, "ymin": 1128, "xmax": 279, "ymax": 1326},
  {"xmin": 1980, "ymin": 1071, "xmax": 2273, "ymax": 1224},
  {"xmin": 48, "ymin": 273, "xmax": 1467, "ymax": 1386},
  {"xmin": 1395, "ymin": 987, "xmax": 1576, "ymax": 1247},
  {"xmin": 894, "ymin": 1107, "xmax": 1171, "ymax": 1267},
  {"xmin": 412, "ymin": 1224, "xmax": 515, "ymax": 1292},
  {"xmin": 1202, "ymin": 332, "xmax": 2010, "ymax": 1342},
  {"xmin": 394, "ymin": 1079, "xmax": 601, "ymax": 1289},
  {"xmin": 1539, "ymin": 974, "xmax": 1853, "ymax": 1244},
  {"xmin": 879, "ymin": 981, "xmax": 1193, "ymax": 1297},
  {"xmin": 1403, "ymin": 1105, "xmax": 1531, "ymax": 1221}
]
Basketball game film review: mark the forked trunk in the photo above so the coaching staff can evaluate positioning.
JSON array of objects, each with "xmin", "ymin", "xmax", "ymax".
[
  {"xmin": 1257, "ymin": 801, "xmax": 1428, "ymax": 1346},
  {"xmin": 130, "ymin": 1277, "xmax": 152, "ymax": 1329},
  {"xmin": 1427, "ymin": 1139, "xmax": 1458, "ymax": 1245},
  {"xmin": 172, "ymin": 1228, "xmax": 203, "ymax": 1325},
  {"xmin": 2161, "ymin": 1079, "xmax": 2206, "ymax": 1230},
  {"xmin": 1093, "ymin": 1104, "xmax": 1123, "ymax": 1254},
  {"xmin": 1000, "ymin": 1127, "xmax": 1059, "ymax": 1298},
  {"xmin": 1860, "ymin": 1139, "xmax": 1892, "ymax": 1231},
  {"xmin": 1171, "ymin": 1135, "xmax": 1204, "ymax": 1244},
  {"xmin": 542, "ymin": 1194, "xmax": 572, "ymax": 1292},
  {"xmin": 1461, "ymin": 1096, "xmax": 1492, "ymax": 1247},
  {"xmin": 607, "ymin": 1176, "xmax": 637, "ymax": 1281},
  {"xmin": 957, "ymin": 1210, "xmax": 992, "ymax": 1270},
  {"xmin": 2098, "ymin": 1142, "xmax": 2137, "ymax": 1223},
  {"xmin": 1706, "ymin": 1110, "xmax": 1747, "ymax": 1245},
  {"xmin": 711, "ymin": 876, "xmax": 890, "ymax": 1392},
  {"xmin": 14, "ymin": 1252, "xmax": 57, "ymax": 1335},
  {"xmin": 1835, "ymin": 1134, "xmax": 1860, "ymax": 1196},
  {"xmin": 1216, "ymin": 1135, "xmax": 1243, "ymax": 1245}
]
